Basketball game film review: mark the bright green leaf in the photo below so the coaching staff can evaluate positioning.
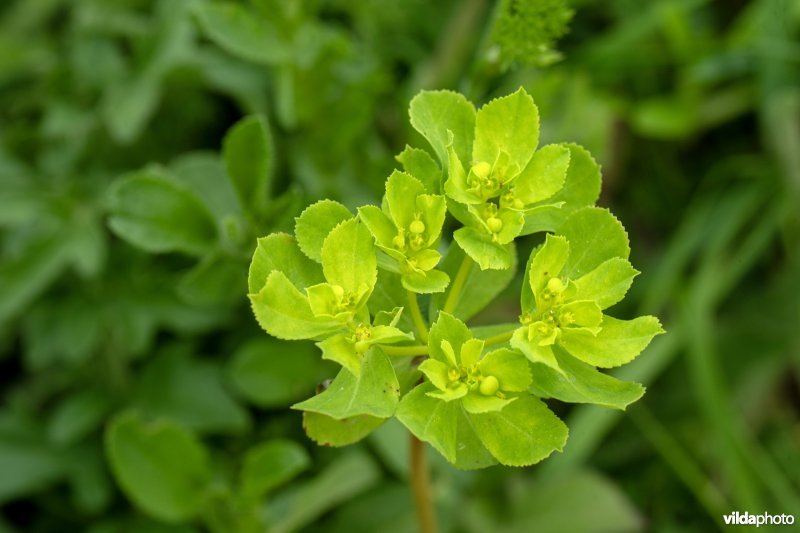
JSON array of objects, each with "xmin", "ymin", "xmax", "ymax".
[
  {"xmin": 321, "ymin": 218, "xmax": 377, "ymax": 294},
  {"xmin": 558, "ymin": 207, "xmax": 630, "ymax": 279},
  {"xmin": 409, "ymin": 90, "xmax": 475, "ymax": 166},
  {"xmin": 396, "ymin": 145, "xmax": 441, "ymax": 193},
  {"xmin": 574, "ymin": 258, "xmax": 639, "ymax": 310},
  {"xmin": 303, "ymin": 413, "xmax": 386, "ymax": 447},
  {"xmin": 295, "ymin": 200, "xmax": 353, "ymax": 263},
  {"xmin": 514, "ymin": 144, "xmax": 570, "ymax": 205},
  {"xmin": 473, "ymin": 88, "xmax": 539, "ymax": 171},
  {"xmin": 453, "ymin": 227, "xmax": 513, "ymax": 270},
  {"xmin": 559, "ymin": 315, "xmax": 664, "ymax": 368},
  {"xmin": 248, "ymin": 233, "xmax": 323, "ymax": 293},
  {"xmin": 223, "ymin": 115, "xmax": 273, "ymax": 216}
]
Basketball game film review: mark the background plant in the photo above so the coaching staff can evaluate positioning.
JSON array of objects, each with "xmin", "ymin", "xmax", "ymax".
[{"xmin": 1, "ymin": 0, "xmax": 798, "ymax": 532}]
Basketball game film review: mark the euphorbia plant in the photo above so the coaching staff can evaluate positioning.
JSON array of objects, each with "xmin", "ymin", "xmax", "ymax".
[{"xmin": 248, "ymin": 87, "xmax": 663, "ymax": 531}]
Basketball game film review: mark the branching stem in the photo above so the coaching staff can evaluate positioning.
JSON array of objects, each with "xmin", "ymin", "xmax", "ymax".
[
  {"xmin": 482, "ymin": 329, "xmax": 515, "ymax": 347},
  {"xmin": 382, "ymin": 345, "xmax": 428, "ymax": 357},
  {"xmin": 410, "ymin": 433, "xmax": 437, "ymax": 533},
  {"xmin": 442, "ymin": 255, "xmax": 473, "ymax": 314}
]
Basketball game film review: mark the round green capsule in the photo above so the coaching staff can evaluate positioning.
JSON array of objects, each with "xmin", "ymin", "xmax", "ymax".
[
  {"xmin": 409, "ymin": 219, "xmax": 425, "ymax": 234},
  {"xmin": 479, "ymin": 375, "xmax": 500, "ymax": 396},
  {"xmin": 472, "ymin": 161, "xmax": 491, "ymax": 180},
  {"xmin": 547, "ymin": 277, "xmax": 565, "ymax": 294},
  {"xmin": 487, "ymin": 216, "xmax": 503, "ymax": 233}
]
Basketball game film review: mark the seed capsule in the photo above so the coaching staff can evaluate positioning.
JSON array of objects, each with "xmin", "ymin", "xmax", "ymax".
[
  {"xmin": 392, "ymin": 233, "xmax": 406, "ymax": 250},
  {"xmin": 487, "ymin": 216, "xmax": 503, "ymax": 233},
  {"xmin": 472, "ymin": 161, "xmax": 491, "ymax": 180},
  {"xmin": 547, "ymin": 277, "xmax": 564, "ymax": 294},
  {"xmin": 409, "ymin": 219, "xmax": 425, "ymax": 234},
  {"xmin": 479, "ymin": 375, "xmax": 500, "ymax": 396},
  {"xmin": 331, "ymin": 285, "xmax": 345, "ymax": 300}
]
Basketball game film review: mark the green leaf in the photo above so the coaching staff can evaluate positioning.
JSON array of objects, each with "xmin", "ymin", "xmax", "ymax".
[
  {"xmin": 409, "ymin": 90, "xmax": 475, "ymax": 166},
  {"xmin": 240, "ymin": 440, "xmax": 309, "ymax": 499},
  {"xmin": 47, "ymin": 389, "xmax": 110, "ymax": 446},
  {"xmin": 322, "ymin": 218, "xmax": 377, "ymax": 294},
  {"xmin": 249, "ymin": 271, "xmax": 341, "ymax": 340},
  {"xmin": 302, "ymin": 412, "xmax": 386, "ymax": 447},
  {"xmin": 385, "ymin": 170, "xmax": 426, "ymax": 229},
  {"xmin": 317, "ymin": 334, "xmax": 361, "ymax": 376},
  {"xmin": 401, "ymin": 269, "xmax": 450, "ymax": 294},
  {"xmin": 108, "ymin": 168, "xmax": 217, "ymax": 256},
  {"xmin": 473, "ymin": 88, "xmax": 539, "ymax": 171},
  {"xmin": 179, "ymin": 253, "xmax": 244, "ymax": 307},
  {"xmin": 574, "ymin": 258, "xmax": 639, "ymax": 310},
  {"xmin": 131, "ymin": 351, "xmax": 250, "ymax": 435},
  {"xmin": 514, "ymin": 144, "xmax": 570, "ymax": 205},
  {"xmin": 430, "ymin": 243, "xmax": 517, "ymax": 321},
  {"xmin": 478, "ymin": 349, "xmax": 532, "ymax": 391},
  {"xmin": 530, "ymin": 348, "xmax": 645, "ymax": 409},
  {"xmin": 223, "ymin": 114, "xmax": 273, "ymax": 216},
  {"xmin": 559, "ymin": 315, "xmax": 664, "ymax": 368},
  {"xmin": 396, "ymin": 146, "xmax": 442, "ymax": 193},
  {"xmin": 395, "ymin": 384, "xmax": 496, "ymax": 470},
  {"xmin": 427, "ymin": 312, "xmax": 472, "ymax": 364},
  {"xmin": 295, "ymin": 200, "xmax": 353, "ymax": 262},
  {"xmin": 248, "ymin": 233, "xmax": 323, "ymax": 293},
  {"xmin": 558, "ymin": 207, "xmax": 630, "ymax": 279},
  {"xmin": 461, "ymin": 392, "xmax": 515, "ymax": 414},
  {"xmin": 0, "ymin": 414, "xmax": 66, "ymax": 503},
  {"xmin": 105, "ymin": 412, "xmax": 210, "ymax": 523},
  {"xmin": 453, "ymin": 227, "xmax": 513, "ymax": 270},
  {"xmin": 527, "ymin": 235, "xmax": 570, "ymax": 307},
  {"xmin": 228, "ymin": 338, "xmax": 326, "ymax": 408},
  {"xmin": 293, "ymin": 349, "xmax": 399, "ymax": 419},
  {"xmin": 511, "ymin": 327, "xmax": 561, "ymax": 371},
  {"xmin": 358, "ymin": 205, "xmax": 396, "ymax": 249},
  {"xmin": 522, "ymin": 144, "xmax": 601, "ymax": 233},
  {"xmin": 194, "ymin": 1, "xmax": 288, "ymax": 65},
  {"xmin": 468, "ymin": 394, "xmax": 568, "ymax": 466}
]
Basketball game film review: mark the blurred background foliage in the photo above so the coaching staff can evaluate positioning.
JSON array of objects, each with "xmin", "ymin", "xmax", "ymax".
[{"xmin": 0, "ymin": 0, "xmax": 798, "ymax": 531}]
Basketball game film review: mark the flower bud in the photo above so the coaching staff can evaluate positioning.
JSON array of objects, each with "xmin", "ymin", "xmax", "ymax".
[
  {"xmin": 471, "ymin": 161, "xmax": 491, "ymax": 180},
  {"xmin": 332, "ymin": 285, "xmax": 345, "ymax": 300}
]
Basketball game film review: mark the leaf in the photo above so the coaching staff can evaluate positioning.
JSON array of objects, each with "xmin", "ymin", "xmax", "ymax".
[
  {"xmin": 511, "ymin": 327, "xmax": 561, "ymax": 372},
  {"xmin": 265, "ymin": 451, "xmax": 380, "ymax": 533},
  {"xmin": 396, "ymin": 146, "xmax": 441, "ymax": 193},
  {"xmin": 47, "ymin": 389, "xmax": 110, "ymax": 446},
  {"xmin": 303, "ymin": 412, "xmax": 386, "ymax": 447},
  {"xmin": 522, "ymin": 144, "xmax": 601, "ymax": 233},
  {"xmin": 358, "ymin": 205, "xmax": 396, "ymax": 249},
  {"xmin": 468, "ymin": 394, "xmax": 568, "ymax": 466},
  {"xmin": 108, "ymin": 168, "xmax": 217, "ymax": 256},
  {"xmin": 293, "ymin": 350, "xmax": 400, "ymax": 419},
  {"xmin": 385, "ymin": 170, "xmax": 425, "ymax": 230},
  {"xmin": 527, "ymin": 235, "xmax": 570, "ymax": 308},
  {"xmin": 559, "ymin": 315, "xmax": 664, "ymax": 368},
  {"xmin": 557, "ymin": 207, "xmax": 629, "ymax": 279},
  {"xmin": 409, "ymin": 90, "xmax": 475, "ymax": 166},
  {"xmin": 223, "ymin": 114, "xmax": 273, "ymax": 216},
  {"xmin": 530, "ymin": 348, "xmax": 645, "ymax": 409},
  {"xmin": 478, "ymin": 349, "xmax": 532, "ymax": 391},
  {"xmin": 427, "ymin": 312, "xmax": 472, "ymax": 364},
  {"xmin": 248, "ymin": 233, "xmax": 323, "ymax": 293},
  {"xmin": 193, "ymin": 1, "xmax": 289, "ymax": 65},
  {"xmin": 514, "ymin": 144, "xmax": 570, "ymax": 205},
  {"xmin": 430, "ymin": 242, "xmax": 517, "ymax": 321},
  {"xmin": 249, "ymin": 271, "xmax": 341, "ymax": 340},
  {"xmin": 295, "ymin": 200, "xmax": 353, "ymax": 262},
  {"xmin": 0, "ymin": 414, "xmax": 66, "ymax": 503},
  {"xmin": 228, "ymin": 338, "xmax": 326, "ymax": 408},
  {"xmin": 105, "ymin": 412, "xmax": 210, "ymax": 523},
  {"xmin": 317, "ymin": 334, "xmax": 361, "ymax": 376},
  {"xmin": 131, "ymin": 350, "xmax": 250, "ymax": 435},
  {"xmin": 574, "ymin": 257, "xmax": 639, "ymax": 310},
  {"xmin": 473, "ymin": 88, "xmax": 539, "ymax": 171},
  {"xmin": 240, "ymin": 440, "xmax": 309, "ymax": 499},
  {"xmin": 321, "ymin": 218, "xmax": 377, "ymax": 294},
  {"xmin": 401, "ymin": 269, "xmax": 450, "ymax": 294},
  {"xmin": 395, "ymin": 384, "xmax": 496, "ymax": 470},
  {"xmin": 453, "ymin": 227, "xmax": 513, "ymax": 270},
  {"xmin": 178, "ymin": 253, "xmax": 245, "ymax": 307}
]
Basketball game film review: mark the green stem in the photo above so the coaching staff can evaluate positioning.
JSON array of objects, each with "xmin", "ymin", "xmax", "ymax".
[
  {"xmin": 442, "ymin": 255, "xmax": 473, "ymax": 314},
  {"xmin": 407, "ymin": 290, "xmax": 429, "ymax": 343},
  {"xmin": 482, "ymin": 329, "xmax": 515, "ymax": 347},
  {"xmin": 382, "ymin": 345, "xmax": 429, "ymax": 357},
  {"xmin": 410, "ymin": 433, "xmax": 437, "ymax": 533}
]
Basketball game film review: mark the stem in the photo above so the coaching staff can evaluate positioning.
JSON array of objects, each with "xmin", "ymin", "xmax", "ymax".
[
  {"xmin": 442, "ymin": 255, "xmax": 473, "ymax": 314},
  {"xmin": 410, "ymin": 433, "xmax": 437, "ymax": 533},
  {"xmin": 406, "ymin": 290, "xmax": 429, "ymax": 343},
  {"xmin": 382, "ymin": 345, "xmax": 429, "ymax": 357},
  {"xmin": 482, "ymin": 329, "xmax": 515, "ymax": 347}
]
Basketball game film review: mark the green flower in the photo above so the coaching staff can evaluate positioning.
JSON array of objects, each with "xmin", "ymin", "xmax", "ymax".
[{"xmin": 359, "ymin": 170, "xmax": 450, "ymax": 293}]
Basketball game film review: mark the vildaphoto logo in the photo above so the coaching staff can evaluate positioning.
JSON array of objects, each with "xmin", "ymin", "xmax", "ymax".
[{"xmin": 723, "ymin": 511, "xmax": 795, "ymax": 527}]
